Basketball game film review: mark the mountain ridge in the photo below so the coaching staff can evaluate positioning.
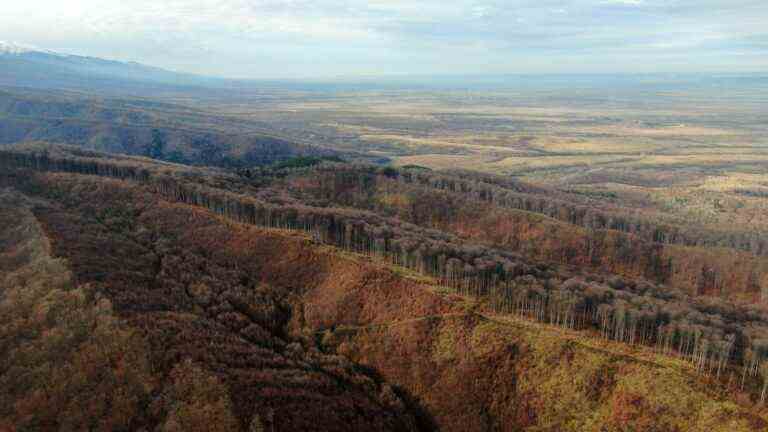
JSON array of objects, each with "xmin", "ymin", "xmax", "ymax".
[
  {"xmin": 0, "ymin": 40, "xmax": 232, "ymax": 96},
  {"xmin": 0, "ymin": 40, "xmax": 58, "ymax": 55}
]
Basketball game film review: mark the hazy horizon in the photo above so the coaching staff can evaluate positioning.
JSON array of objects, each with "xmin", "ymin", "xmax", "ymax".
[{"xmin": 1, "ymin": 0, "xmax": 767, "ymax": 80}]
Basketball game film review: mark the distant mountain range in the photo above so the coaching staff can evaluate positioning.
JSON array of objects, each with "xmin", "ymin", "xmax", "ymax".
[
  {"xmin": 3, "ymin": 40, "xmax": 768, "ymax": 97},
  {"xmin": 0, "ymin": 40, "xmax": 371, "ymax": 96},
  {"xmin": 0, "ymin": 41, "xmax": 60, "ymax": 55},
  {"xmin": 0, "ymin": 41, "xmax": 234, "ymax": 95}
]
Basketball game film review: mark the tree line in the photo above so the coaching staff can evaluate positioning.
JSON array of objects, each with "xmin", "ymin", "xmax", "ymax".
[
  {"xmin": 277, "ymin": 165, "xmax": 766, "ymax": 299},
  {"xmin": 296, "ymin": 164, "xmax": 768, "ymax": 257}
]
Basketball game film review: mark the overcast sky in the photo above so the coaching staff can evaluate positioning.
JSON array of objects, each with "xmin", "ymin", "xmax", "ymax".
[{"xmin": 1, "ymin": 0, "xmax": 767, "ymax": 79}]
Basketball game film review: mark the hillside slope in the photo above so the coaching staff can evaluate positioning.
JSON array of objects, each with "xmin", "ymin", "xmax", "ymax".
[
  {"xmin": 2, "ymin": 160, "xmax": 768, "ymax": 430},
  {"xmin": 0, "ymin": 184, "xmax": 421, "ymax": 431},
  {"xmin": 281, "ymin": 164, "xmax": 768, "ymax": 301},
  {"xmin": 0, "ymin": 90, "xmax": 338, "ymax": 168}
]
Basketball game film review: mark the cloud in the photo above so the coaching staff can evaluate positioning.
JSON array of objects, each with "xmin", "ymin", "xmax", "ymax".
[
  {"xmin": 602, "ymin": 0, "xmax": 644, "ymax": 5},
  {"xmin": 0, "ymin": 0, "xmax": 766, "ymax": 77}
]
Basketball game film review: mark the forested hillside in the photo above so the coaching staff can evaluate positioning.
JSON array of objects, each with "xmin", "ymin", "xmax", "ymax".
[
  {"xmin": 0, "ymin": 171, "xmax": 419, "ymax": 431},
  {"xmin": 2, "ymin": 148, "xmax": 768, "ymax": 430},
  {"xmin": 279, "ymin": 164, "xmax": 768, "ymax": 301},
  {"xmin": 3, "ymin": 143, "xmax": 768, "ymax": 431},
  {"xmin": 0, "ymin": 89, "xmax": 338, "ymax": 168}
]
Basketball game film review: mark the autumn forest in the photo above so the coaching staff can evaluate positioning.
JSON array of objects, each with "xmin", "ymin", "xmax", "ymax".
[{"xmin": 3, "ymin": 138, "xmax": 768, "ymax": 431}]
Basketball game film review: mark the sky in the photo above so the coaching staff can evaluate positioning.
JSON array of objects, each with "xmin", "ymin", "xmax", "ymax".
[{"xmin": 1, "ymin": 0, "xmax": 767, "ymax": 79}]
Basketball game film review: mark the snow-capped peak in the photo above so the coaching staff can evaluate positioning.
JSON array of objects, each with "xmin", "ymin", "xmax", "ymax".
[{"xmin": 0, "ymin": 41, "xmax": 58, "ymax": 56}]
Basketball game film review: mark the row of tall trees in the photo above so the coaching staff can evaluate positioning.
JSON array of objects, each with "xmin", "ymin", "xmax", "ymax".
[
  {"xmin": 281, "ymin": 165, "xmax": 765, "ymax": 299},
  {"xmin": 296, "ymin": 164, "xmax": 768, "ymax": 256},
  {"xmin": 0, "ymin": 149, "xmax": 151, "ymax": 181}
]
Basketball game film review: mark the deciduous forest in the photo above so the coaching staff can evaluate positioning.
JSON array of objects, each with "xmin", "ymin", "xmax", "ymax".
[{"xmin": 2, "ymin": 143, "xmax": 768, "ymax": 430}]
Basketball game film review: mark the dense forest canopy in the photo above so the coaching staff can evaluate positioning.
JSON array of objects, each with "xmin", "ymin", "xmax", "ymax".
[
  {"xmin": 3, "ymin": 142, "xmax": 768, "ymax": 430},
  {"xmin": 3, "ymin": 145, "xmax": 768, "ymax": 384}
]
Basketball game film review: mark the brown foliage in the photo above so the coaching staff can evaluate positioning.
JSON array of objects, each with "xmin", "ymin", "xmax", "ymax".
[
  {"xmin": 4, "ymin": 145, "xmax": 768, "ymax": 430},
  {"xmin": 156, "ymin": 360, "xmax": 240, "ymax": 432},
  {"xmin": 0, "ymin": 199, "xmax": 155, "ymax": 431},
  {"xmin": 5, "ymin": 174, "xmax": 419, "ymax": 431}
]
